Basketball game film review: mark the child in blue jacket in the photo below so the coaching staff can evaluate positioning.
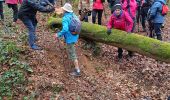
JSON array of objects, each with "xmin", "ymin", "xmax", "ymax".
[{"xmin": 55, "ymin": 3, "xmax": 81, "ymax": 77}]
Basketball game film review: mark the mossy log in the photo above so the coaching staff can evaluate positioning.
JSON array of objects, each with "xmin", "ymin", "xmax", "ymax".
[{"xmin": 48, "ymin": 16, "xmax": 170, "ymax": 63}]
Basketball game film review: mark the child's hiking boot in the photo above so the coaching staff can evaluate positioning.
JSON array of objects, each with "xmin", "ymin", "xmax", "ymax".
[
  {"xmin": 70, "ymin": 69, "xmax": 81, "ymax": 77},
  {"xmin": 157, "ymin": 34, "xmax": 162, "ymax": 41},
  {"xmin": 117, "ymin": 54, "xmax": 123, "ymax": 63},
  {"xmin": 31, "ymin": 45, "xmax": 42, "ymax": 50}
]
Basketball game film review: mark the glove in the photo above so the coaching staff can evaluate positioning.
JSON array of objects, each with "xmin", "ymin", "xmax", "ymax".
[
  {"xmin": 79, "ymin": 10, "xmax": 82, "ymax": 15},
  {"xmin": 88, "ymin": 10, "xmax": 92, "ymax": 16},
  {"xmin": 107, "ymin": 29, "xmax": 112, "ymax": 35}
]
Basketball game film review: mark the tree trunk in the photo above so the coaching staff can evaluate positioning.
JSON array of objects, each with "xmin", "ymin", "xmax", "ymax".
[{"xmin": 48, "ymin": 16, "xmax": 170, "ymax": 63}]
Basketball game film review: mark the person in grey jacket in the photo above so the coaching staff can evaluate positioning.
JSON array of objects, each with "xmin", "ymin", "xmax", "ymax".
[
  {"xmin": 148, "ymin": 0, "xmax": 166, "ymax": 40},
  {"xmin": 0, "ymin": 0, "xmax": 4, "ymax": 20}
]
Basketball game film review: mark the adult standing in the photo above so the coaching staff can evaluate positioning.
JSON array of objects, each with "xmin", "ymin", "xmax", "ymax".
[
  {"xmin": 5, "ymin": 0, "xmax": 22, "ymax": 23},
  {"xmin": 148, "ymin": 0, "xmax": 166, "ymax": 40},
  {"xmin": 92, "ymin": 0, "xmax": 105, "ymax": 25},
  {"xmin": 18, "ymin": 0, "xmax": 55, "ymax": 50}
]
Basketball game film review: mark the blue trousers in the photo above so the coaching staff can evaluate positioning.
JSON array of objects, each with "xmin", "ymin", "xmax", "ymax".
[{"xmin": 19, "ymin": 16, "xmax": 38, "ymax": 47}]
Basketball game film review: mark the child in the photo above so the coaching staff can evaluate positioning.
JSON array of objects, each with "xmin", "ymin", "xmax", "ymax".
[
  {"xmin": 107, "ymin": 4, "xmax": 133, "ymax": 61},
  {"xmin": 55, "ymin": 3, "xmax": 81, "ymax": 77},
  {"xmin": 6, "ymin": 0, "xmax": 22, "ymax": 23},
  {"xmin": 0, "ymin": 0, "xmax": 4, "ymax": 21}
]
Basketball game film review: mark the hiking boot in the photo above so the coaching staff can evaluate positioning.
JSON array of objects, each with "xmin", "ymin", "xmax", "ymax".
[
  {"xmin": 70, "ymin": 70, "xmax": 81, "ymax": 77},
  {"xmin": 118, "ymin": 58, "xmax": 123, "ymax": 63},
  {"xmin": 31, "ymin": 45, "xmax": 42, "ymax": 50},
  {"xmin": 168, "ymin": 96, "xmax": 170, "ymax": 100}
]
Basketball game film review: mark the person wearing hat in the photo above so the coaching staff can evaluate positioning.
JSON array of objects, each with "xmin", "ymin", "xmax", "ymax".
[
  {"xmin": 107, "ymin": 4, "xmax": 133, "ymax": 62},
  {"xmin": 55, "ymin": 3, "xmax": 81, "ymax": 77}
]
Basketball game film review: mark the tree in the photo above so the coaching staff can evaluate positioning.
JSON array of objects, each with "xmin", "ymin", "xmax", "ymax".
[{"xmin": 48, "ymin": 16, "xmax": 170, "ymax": 63}]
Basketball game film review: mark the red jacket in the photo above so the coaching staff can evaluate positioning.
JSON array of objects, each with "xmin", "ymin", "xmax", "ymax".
[
  {"xmin": 93, "ymin": 0, "xmax": 104, "ymax": 10},
  {"xmin": 6, "ymin": 0, "xmax": 22, "ymax": 4},
  {"xmin": 122, "ymin": 0, "xmax": 137, "ymax": 19},
  {"xmin": 107, "ymin": 10, "xmax": 133, "ymax": 32}
]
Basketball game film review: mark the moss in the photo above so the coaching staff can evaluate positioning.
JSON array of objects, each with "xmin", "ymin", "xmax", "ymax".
[{"xmin": 47, "ymin": 16, "xmax": 170, "ymax": 62}]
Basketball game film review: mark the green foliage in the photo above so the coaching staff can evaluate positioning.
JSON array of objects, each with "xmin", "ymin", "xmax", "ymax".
[
  {"xmin": 0, "ymin": 40, "xmax": 33, "ymax": 98},
  {"xmin": 0, "ymin": 40, "xmax": 21, "ymax": 65},
  {"xmin": 0, "ymin": 69, "xmax": 25, "ymax": 97}
]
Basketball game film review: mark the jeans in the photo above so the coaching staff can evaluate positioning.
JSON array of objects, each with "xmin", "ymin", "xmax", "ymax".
[
  {"xmin": 19, "ymin": 16, "xmax": 38, "ymax": 47},
  {"xmin": 0, "ymin": 1, "xmax": 4, "ymax": 20},
  {"xmin": 7, "ymin": 4, "xmax": 18, "ymax": 22},
  {"xmin": 92, "ymin": 9, "xmax": 103, "ymax": 25}
]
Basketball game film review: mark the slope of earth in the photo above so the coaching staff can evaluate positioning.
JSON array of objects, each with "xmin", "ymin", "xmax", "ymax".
[{"xmin": 1, "ymin": 2, "xmax": 170, "ymax": 99}]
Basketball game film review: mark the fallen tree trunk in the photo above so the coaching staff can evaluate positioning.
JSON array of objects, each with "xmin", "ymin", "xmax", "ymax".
[{"xmin": 48, "ymin": 16, "xmax": 170, "ymax": 63}]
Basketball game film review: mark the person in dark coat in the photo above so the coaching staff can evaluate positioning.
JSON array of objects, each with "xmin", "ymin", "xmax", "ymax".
[{"xmin": 18, "ymin": 0, "xmax": 55, "ymax": 50}]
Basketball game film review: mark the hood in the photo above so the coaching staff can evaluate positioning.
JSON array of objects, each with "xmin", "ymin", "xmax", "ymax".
[{"xmin": 154, "ymin": 0, "xmax": 166, "ymax": 4}]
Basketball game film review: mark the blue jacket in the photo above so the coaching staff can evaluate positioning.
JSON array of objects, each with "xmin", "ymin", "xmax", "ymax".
[
  {"xmin": 58, "ymin": 12, "xmax": 79, "ymax": 44},
  {"xmin": 150, "ymin": 0, "xmax": 165, "ymax": 23}
]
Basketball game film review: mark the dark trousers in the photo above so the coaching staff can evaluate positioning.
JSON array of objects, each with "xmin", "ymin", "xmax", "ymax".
[
  {"xmin": 7, "ymin": 4, "xmax": 18, "ymax": 22},
  {"xmin": 92, "ymin": 9, "xmax": 103, "ymax": 25},
  {"xmin": 154, "ymin": 23, "xmax": 162, "ymax": 40},
  {"xmin": 0, "ymin": 1, "xmax": 4, "ymax": 20},
  {"xmin": 19, "ymin": 16, "xmax": 38, "ymax": 47},
  {"xmin": 83, "ymin": 15, "xmax": 88, "ymax": 22},
  {"xmin": 141, "ymin": 7, "xmax": 149, "ymax": 30},
  {"xmin": 118, "ymin": 48, "xmax": 133, "ymax": 58}
]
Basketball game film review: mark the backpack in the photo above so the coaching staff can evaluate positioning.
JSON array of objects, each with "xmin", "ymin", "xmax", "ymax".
[
  {"xmin": 161, "ymin": 3, "xmax": 169, "ymax": 15},
  {"xmin": 69, "ymin": 14, "xmax": 82, "ymax": 35}
]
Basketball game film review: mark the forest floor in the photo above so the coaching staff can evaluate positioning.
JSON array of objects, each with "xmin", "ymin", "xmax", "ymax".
[{"xmin": 0, "ymin": 1, "xmax": 170, "ymax": 100}]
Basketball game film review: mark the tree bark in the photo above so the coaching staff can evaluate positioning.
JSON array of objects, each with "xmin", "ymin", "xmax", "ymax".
[{"xmin": 48, "ymin": 16, "xmax": 170, "ymax": 63}]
